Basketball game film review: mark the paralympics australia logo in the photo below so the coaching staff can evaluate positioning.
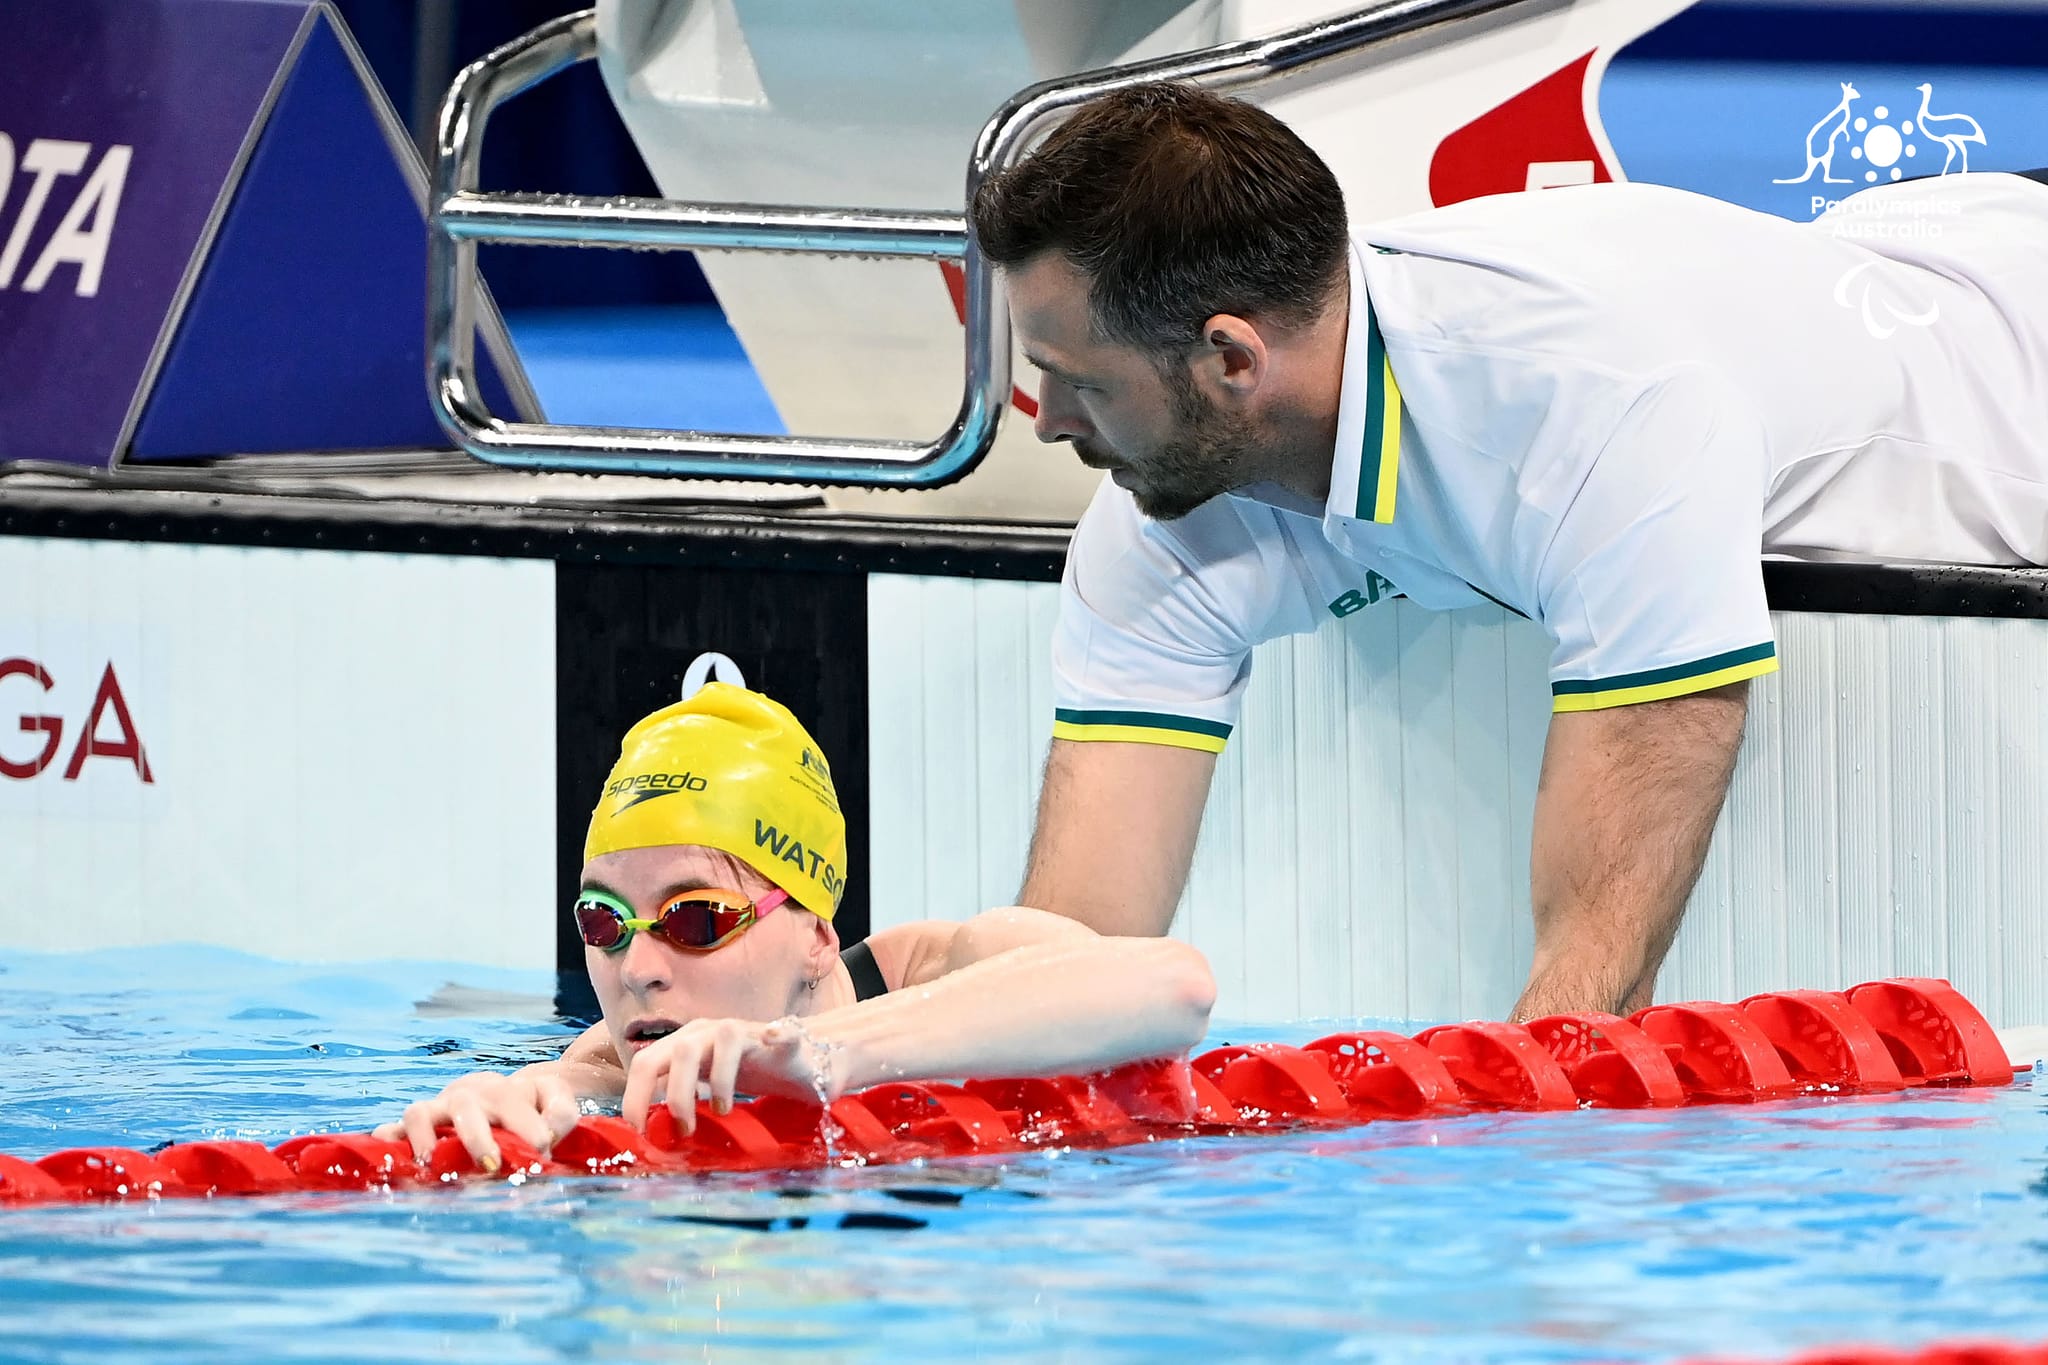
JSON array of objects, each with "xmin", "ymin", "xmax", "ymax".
[
  {"xmin": 791, "ymin": 746, "xmax": 841, "ymax": 815},
  {"xmin": 1774, "ymin": 81, "xmax": 1986, "ymax": 340},
  {"xmin": 1775, "ymin": 81, "xmax": 1987, "ymax": 190}
]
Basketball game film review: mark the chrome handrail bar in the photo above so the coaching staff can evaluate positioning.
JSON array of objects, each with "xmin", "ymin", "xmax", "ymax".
[{"xmin": 428, "ymin": 0, "xmax": 1524, "ymax": 484}]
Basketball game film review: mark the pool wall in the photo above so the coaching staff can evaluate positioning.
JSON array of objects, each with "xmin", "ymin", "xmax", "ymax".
[
  {"xmin": 0, "ymin": 534, "xmax": 556, "ymax": 968},
  {"xmin": 866, "ymin": 575, "xmax": 2048, "ymax": 1024}
]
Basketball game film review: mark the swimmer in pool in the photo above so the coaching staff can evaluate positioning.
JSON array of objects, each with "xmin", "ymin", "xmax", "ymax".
[{"xmin": 376, "ymin": 681, "xmax": 1216, "ymax": 1171}]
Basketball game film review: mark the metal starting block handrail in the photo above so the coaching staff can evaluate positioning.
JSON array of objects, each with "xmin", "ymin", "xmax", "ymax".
[{"xmin": 428, "ymin": 0, "xmax": 1527, "ymax": 485}]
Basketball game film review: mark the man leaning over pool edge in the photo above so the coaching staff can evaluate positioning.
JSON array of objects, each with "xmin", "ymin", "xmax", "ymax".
[{"xmin": 968, "ymin": 83, "xmax": 2048, "ymax": 1020}]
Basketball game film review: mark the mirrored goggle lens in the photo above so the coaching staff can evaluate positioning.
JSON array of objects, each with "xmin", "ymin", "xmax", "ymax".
[
  {"xmin": 644, "ymin": 895, "xmax": 753, "ymax": 950},
  {"xmin": 574, "ymin": 900, "xmax": 629, "ymax": 950}
]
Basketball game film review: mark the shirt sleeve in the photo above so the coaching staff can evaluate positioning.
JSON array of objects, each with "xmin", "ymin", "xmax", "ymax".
[
  {"xmin": 1540, "ymin": 367, "xmax": 1781, "ymax": 713},
  {"xmin": 1051, "ymin": 481, "xmax": 1285, "ymax": 753}
]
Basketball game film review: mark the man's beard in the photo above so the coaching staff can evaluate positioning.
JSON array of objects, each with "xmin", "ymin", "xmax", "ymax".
[{"xmin": 1118, "ymin": 372, "xmax": 1264, "ymax": 521}]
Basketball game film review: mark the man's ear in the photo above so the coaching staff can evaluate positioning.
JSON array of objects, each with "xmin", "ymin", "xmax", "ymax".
[{"xmin": 1193, "ymin": 313, "xmax": 1268, "ymax": 400}]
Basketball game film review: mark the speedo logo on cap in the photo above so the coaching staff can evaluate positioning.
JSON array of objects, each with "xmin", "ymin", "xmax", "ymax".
[{"xmin": 607, "ymin": 771, "xmax": 709, "ymax": 811}]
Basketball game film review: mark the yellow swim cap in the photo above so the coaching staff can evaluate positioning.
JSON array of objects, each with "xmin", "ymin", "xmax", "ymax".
[{"xmin": 583, "ymin": 683, "xmax": 847, "ymax": 918}]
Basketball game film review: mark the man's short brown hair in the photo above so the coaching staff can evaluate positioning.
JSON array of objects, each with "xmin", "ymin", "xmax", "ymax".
[{"xmin": 971, "ymin": 82, "xmax": 1348, "ymax": 355}]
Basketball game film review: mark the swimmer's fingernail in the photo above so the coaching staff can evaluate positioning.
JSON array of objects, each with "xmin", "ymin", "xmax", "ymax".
[{"xmin": 479, "ymin": 1151, "xmax": 502, "ymax": 1175}]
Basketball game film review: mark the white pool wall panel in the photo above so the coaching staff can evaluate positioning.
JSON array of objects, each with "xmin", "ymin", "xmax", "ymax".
[
  {"xmin": 867, "ymin": 573, "xmax": 2048, "ymax": 1027},
  {"xmin": 0, "ymin": 536, "xmax": 557, "ymax": 969}
]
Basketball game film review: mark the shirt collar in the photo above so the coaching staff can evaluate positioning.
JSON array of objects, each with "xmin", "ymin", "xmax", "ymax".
[{"xmin": 1325, "ymin": 243, "xmax": 1404, "ymax": 527}]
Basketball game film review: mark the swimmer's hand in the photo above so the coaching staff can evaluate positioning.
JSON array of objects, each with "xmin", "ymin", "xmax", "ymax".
[
  {"xmin": 373, "ymin": 1062, "xmax": 612, "ymax": 1172},
  {"xmin": 622, "ymin": 1016, "xmax": 828, "ymax": 1137}
]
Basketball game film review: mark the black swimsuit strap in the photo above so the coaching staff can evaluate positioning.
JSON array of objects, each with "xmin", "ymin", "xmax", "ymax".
[{"xmin": 840, "ymin": 939, "xmax": 888, "ymax": 1002}]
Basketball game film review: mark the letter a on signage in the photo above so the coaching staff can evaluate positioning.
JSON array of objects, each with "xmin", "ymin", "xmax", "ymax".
[
  {"xmin": 23, "ymin": 144, "xmax": 132, "ymax": 297},
  {"xmin": 63, "ymin": 663, "xmax": 154, "ymax": 782}
]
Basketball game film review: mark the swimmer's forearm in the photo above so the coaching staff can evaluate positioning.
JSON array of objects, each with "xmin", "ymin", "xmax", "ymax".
[
  {"xmin": 808, "ymin": 937, "xmax": 1216, "ymax": 1093},
  {"xmin": 522, "ymin": 1057, "xmax": 627, "ymax": 1100},
  {"xmin": 538, "ymin": 1021, "xmax": 625, "ymax": 1098},
  {"xmin": 560, "ymin": 1019, "xmax": 619, "ymax": 1068},
  {"xmin": 1515, "ymin": 684, "xmax": 1749, "ymax": 1021}
]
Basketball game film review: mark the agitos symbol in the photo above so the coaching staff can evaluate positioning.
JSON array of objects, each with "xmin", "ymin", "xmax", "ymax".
[{"xmin": 0, "ymin": 658, "xmax": 154, "ymax": 782}]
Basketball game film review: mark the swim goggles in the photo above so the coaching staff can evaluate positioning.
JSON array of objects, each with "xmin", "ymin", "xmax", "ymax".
[{"xmin": 573, "ymin": 886, "xmax": 790, "ymax": 954}]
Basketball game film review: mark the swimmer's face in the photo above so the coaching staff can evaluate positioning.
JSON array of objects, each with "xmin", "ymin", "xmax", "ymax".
[
  {"xmin": 578, "ymin": 844, "xmax": 836, "ymax": 1069},
  {"xmin": 1004, "ymin": 251, "xmax": 1270, "ymax": 521}
]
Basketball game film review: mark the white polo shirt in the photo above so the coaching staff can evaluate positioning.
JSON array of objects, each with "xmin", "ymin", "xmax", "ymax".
[{"xmin": 1052, "ymin": 172, "xmax": 2048, "ymax": 750}]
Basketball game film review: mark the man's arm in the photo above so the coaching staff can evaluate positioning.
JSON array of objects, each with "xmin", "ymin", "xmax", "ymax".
[
  {"xmin": 1016, "ymin": 737, "xmax": 1219, "ymax": 936},
  {"xmin": 1511, "ymin": 681, "xmax": 1749, "ymax": 1022}
]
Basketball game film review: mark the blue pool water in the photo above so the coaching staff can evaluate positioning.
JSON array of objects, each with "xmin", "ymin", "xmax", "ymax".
[{"xmin": 2, "ymin": 946, "xmax": 2045, "ymax": 1364}]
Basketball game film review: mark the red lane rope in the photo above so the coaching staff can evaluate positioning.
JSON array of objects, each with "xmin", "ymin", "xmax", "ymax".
[
  {"xmin": 0, "ymin": 977, "xmax": 2019, "ymax": 1206},
  {"xmin": 1675, "ymin": 1341, "xmax": 2048, "ymax": 1365}
]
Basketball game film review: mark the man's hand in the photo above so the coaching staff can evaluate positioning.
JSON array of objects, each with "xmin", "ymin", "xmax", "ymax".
[
  {"xmin": 619, "ymin": 1017, "xmax": 829, "ymax": 1135},
  {"xmin": 374, "ymin": 1063, "xmax": 603, "ymax": 1171},
  {"xmin": 1018, "ymin": 738, "xmax": 1217, "ymax": 936},
  {"xmin": 1513, "ymin": 680, "xmax": 1750, "ymax": 1021}
]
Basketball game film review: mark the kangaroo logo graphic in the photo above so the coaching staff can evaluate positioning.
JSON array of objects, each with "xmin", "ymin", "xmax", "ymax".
[{"xmin": 1776, "ymin": 82, "xmax": 1860, "ymax": 185}]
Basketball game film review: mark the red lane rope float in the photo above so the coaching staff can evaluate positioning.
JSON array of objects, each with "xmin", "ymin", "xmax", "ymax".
[
  {"xmin": 0, "ymin": 977, "xmax": 2023, "ymax": 1207},
  {"xmin": 1674, "ymin": 1339, "xmax": 2048, "ymax": 1365}
]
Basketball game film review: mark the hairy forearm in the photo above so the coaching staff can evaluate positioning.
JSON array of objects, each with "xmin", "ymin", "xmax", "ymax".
[
  {"xmin": 1018, "ymin": 739, "xmax": 1216, "ymax": 936},
  {"xmin": 1513, "ymin": 683, "xmax": 1749, "ymax": 1021},
  {"xmin": 808, "ymin": 936, "xmax": 1216, "ymax": 1094}
]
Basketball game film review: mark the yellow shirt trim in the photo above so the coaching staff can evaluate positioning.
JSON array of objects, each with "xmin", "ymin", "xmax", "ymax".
[
  {"xmin": 1051, "ymin": 720, "xmax": 1229, "ymax": 754},
  {"xmin": 1371, "ymin": 356, "xmax": 1402, "ymax": 524},
  {"xmin": 1551, "ymin": 656, "xmax": 1780, "ymax": 713}
]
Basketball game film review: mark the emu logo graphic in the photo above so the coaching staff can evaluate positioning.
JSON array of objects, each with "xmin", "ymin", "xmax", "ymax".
[
  {"xmin": 1912, "ymin": 84, "xmax": 1987, "ymax": 174},
  {"xmin": 1776, "ymin": 81, "xmax": 1986, "ymax": 188}
]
